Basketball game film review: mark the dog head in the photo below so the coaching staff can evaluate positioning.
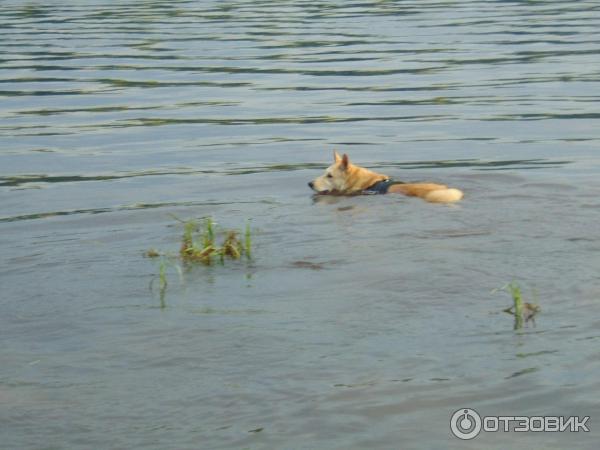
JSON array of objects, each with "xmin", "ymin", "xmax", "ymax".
[{"xmin": 308, "ymin": 151, "xmax": 351, "ymax": 195}]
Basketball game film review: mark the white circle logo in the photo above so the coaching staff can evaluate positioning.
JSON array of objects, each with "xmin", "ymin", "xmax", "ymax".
[{"xmin": 450, "ymin": 408, "xmax": 482, "ymax": 440}]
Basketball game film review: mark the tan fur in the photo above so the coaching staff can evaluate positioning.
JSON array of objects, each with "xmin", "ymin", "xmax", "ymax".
[{"xmin": 309, "ymin": 151, "xmax": 463, "ymax": 203}]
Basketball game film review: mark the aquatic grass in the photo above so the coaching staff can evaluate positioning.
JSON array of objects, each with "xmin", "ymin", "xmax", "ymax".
[
  {"xmin": 149, "ymin": 255, "xmax": 178, "ymax": 308},
  {"xmin": 158, "ymin": 258, "xmax": 168, "ymax": 309},
  {"xmin": 507, "ymin": 281, "xmax": 523, "ymax": 319},
  {"xmin": 178, "ymin": 217, "xmax": 248, "ymax": 265},
  {"xmin": 178, "ymin": 218, "xmax": 212, "ymax": 264},
  {"xmin": 494, "ymin": 281, "xmax": 541, "ymax": 329},
  {"xmin": 149, "ymin": 217, "xmax": 253, "ymax": 307},
  {"xmin": 183, "ymin": 219, "xmax": 196, "ymax": 245},
  {"xmin": 507, "ymin": 281, "xmax": 524, "ymax": 329},
  {"xmin": 221, "ymin": 230, "xmax": 242, "ymax": 259},
  {"xmin": 202, "ymin": 217, "xmax": 215, "ymax": 249}
]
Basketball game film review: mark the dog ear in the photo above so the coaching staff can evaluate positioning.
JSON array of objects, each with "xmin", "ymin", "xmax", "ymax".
[
  {"xmin": 341, "ymin": 153, "xmax": 349, "ymax": 170},
  {"xmin": 333, "ymin": 150, "xmax": 341, "ymax": 163}
]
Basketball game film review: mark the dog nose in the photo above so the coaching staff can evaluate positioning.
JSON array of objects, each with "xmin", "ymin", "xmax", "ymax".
[{"xmin": 308, "ymin": 181, "xmax": 314, "ymax": 189}]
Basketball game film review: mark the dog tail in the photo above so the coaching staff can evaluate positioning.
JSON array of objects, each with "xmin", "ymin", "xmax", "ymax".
[{"xmin": 424, "ymin": 188, "xmax": 464, "ymax": 203}]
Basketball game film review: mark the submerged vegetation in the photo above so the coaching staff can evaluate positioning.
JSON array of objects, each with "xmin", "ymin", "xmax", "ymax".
[
  {"xmin": 148, "ymin": 217, "xmax": 253, "ymax": 306},
  {"xmin": 158, "ymin": 258, "xmax": 168, "ymax": 309},
  {"xmin": 179, "ymin": 217, "xmax": 251, "ymax": 264},
  {"xmin": 494, "ymin": 281, "xmax": 541, "ymax": 329}
]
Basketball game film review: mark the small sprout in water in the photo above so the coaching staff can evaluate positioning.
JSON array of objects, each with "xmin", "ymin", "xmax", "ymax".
[
  {"xmin": 202, "ymin": 217, "xmax": 215, "ymax": 249},
  {"xmin": 158, "ymin": 258, "xmax": 168, "ymax": 308},
  {"xmin": 494, "ymin": 281, "xmax": 541, "ymax": 329},
  {"xmin": 159, "ymin": 260, "xmax": 168, "ymax": 289},
  {"xmin": 181, "ymin": 220, "xmax": 198, "ymax": 255}
]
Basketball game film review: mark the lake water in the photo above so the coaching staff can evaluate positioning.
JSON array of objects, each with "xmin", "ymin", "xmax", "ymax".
[{"xmin": 2, "ymin": 1, "xmax": 600, "ymax": 449}]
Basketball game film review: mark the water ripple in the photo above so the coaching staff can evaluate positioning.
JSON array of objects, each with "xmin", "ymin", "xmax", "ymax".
[{"xmin": 3, "ymin": 2, "xmax": 600, "ymax": 449}]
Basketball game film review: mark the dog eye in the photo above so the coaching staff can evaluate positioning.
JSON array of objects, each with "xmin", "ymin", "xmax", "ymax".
[{"xmin": 326, "ymin": 173, "xmax": 333, "ymax": 178}]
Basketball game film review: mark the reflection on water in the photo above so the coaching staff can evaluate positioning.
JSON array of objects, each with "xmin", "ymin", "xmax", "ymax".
[{"xmin": 2, "ymin": 1, "xmax": 600, "ymax": 449}]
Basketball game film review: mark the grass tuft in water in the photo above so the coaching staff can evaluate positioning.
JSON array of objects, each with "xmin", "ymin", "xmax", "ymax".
[
  {"xmin": 222, "ymin": 230, "xmax": 242, "ymax": 259},
  {"xmin": 149, "ymin": 217, "xmax": 253, "ymax": 308},
  {"xmin": 178, "ymin": 218, "xmax": 249, "ymax": 265},
  {"xmin": 494, "ymin": 281, "xmax": 541, "ymax": 329}
]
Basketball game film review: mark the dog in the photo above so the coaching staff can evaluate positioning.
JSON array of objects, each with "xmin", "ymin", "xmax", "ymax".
[{"xmin": 308, "ymin": 151, "xmax": 463, "ymax": 203}]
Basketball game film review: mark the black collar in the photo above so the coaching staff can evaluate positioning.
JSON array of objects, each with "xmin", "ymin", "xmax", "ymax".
[
  {"xmin": 362, "ymin": 179, "xmax": 392, "ymax": 195},
  {"xmin": 361, "ymin": 178, "xmax": 405, "ymax": 195}
]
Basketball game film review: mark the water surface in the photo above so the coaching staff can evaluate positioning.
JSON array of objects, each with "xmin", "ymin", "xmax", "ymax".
[{"xmin": 2, "ymin": 1, "xmax": 600, "ymax": 449}]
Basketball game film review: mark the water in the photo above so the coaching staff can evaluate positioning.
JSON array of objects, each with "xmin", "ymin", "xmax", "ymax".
[{"xmin": 2, "ymin": 1, "xmax": 600, "ymax": 448}]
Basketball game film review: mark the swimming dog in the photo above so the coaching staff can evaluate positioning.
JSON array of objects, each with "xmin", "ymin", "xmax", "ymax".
[{"xmin": 308, "ymin": 151, "xmax": 463, "ymax": 203}]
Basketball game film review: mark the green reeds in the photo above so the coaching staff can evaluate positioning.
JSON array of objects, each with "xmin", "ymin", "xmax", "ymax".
[
  {"xmin": 202, "ymin": 217, "xmax": 215, "ymax": 249},
  {"xmin": 178, "ymin": 218, "xmax": 250, "ymax": 265},
  {"xmin": 494, "ymin": 281, "xmax": 541, "ymax": 329},
  {"xmin": 507, "ymin": 281, "xmax": 524, "ymax": 329},
  {"xmin": 149, "ymin": 217, "xmax": 253, "ymax": 307},
  {"xmin": 507, "ymin": 281, "xmax": 523, "ymax": 320}
]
